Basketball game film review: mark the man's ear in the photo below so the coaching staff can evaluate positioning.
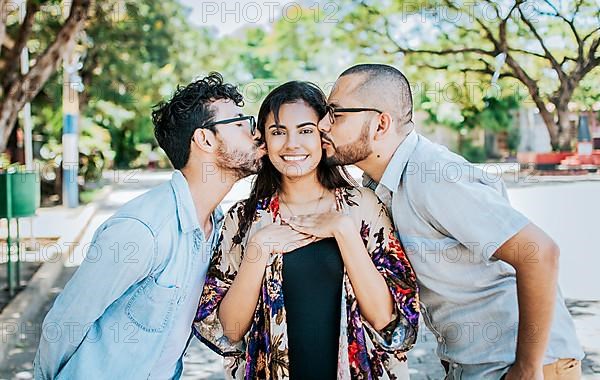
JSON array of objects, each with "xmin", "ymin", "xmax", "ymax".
[
  {"xmin": 373, "ymin": 112, "xmax": 394, "ymax": 141},
  {"xmin": 192, "ymin": 128, "xmax": 217, "ymax": 153}
]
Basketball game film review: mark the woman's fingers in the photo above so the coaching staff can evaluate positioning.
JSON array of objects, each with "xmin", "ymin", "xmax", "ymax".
[
  {"xmin": 282, "ymin": 235, "xmax": 317, "ymax": 253},
  {"xmin": 257, "ymin": 222, "xmax": 321, "ymax": 254},
  {"xmin": 288, "ymin": 216, "xmax": 318, "ymax": 227},
  {"xmin": 287, "ymin": 222, "xmax": 311, "ymax": 234},
  {"xmin": 290, "ymin": 215, "xmax": 316, "ymax": 224}
]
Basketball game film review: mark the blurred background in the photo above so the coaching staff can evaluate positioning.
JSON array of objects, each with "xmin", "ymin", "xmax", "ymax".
[{"xmin": 0, "ymin": 1, "xmax": 599, "ymax": 379}]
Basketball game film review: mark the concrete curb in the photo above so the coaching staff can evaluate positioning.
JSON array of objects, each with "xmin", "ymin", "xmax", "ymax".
[
  {"xmin": 505, "ymin": 174, "xmax": 600, "ymax": 188},
  {"xmin": 0, "ymin": 186, "xmax": 111, "ymax": 363}
]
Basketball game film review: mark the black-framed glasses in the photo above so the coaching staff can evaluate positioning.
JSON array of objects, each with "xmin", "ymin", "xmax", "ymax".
[
  {"xmin": 202, "ymin": 115, "xmax": 257, "ymax": 135},
  {"xmin": 326, "ymin": 105, "xmax": 383, "ymax": 125}
]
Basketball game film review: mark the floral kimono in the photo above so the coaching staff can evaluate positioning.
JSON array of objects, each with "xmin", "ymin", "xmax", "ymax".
[{"xmin": 193, "ymin": 186, "xmax": 420, "ymax": 379}]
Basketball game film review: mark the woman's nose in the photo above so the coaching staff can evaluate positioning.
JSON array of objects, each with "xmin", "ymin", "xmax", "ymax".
[{"xmin": 285, "ymin": 133, "xmax": 300, "ymax": 148}]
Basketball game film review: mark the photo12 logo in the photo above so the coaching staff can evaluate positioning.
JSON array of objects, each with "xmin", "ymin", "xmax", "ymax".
[{"xmin": 197, "ymin": 1, "xmax": 340, "ymax": 25}]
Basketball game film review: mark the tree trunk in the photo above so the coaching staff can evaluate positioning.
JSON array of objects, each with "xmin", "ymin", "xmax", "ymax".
[
  {"xmin": 0, "ymin": 0, "xmax": 91, "ymax": 151},
  {"xmin": 529, "ymin": 98, "xmax": 561, "ymax": 151},
  {"xmin": 556, "ymin": 105, "xmax": 573, "ymax": 151},
  {"xmin": 0, "ymin": 0, "xmax": 9, "ymax": 55}
]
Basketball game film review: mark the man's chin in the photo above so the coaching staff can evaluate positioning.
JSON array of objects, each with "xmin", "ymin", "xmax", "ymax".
[
  {"xmin": 239, "ymin": 161, "xmax": 263, "ymax": 177},
  {"xmin": 252, "ymin": 160, "xmax": 264, "ymax": 173},
  {"xmin": 324, "ymin": 155, "xmax": 344, "ymax": 167},
  {"xmin": 322, "ymin": 145, "xmax": 337, "ymax": 159},
  {"xmin": 221, "ymin": 160, "xmax": 262, "ymax": 180}
]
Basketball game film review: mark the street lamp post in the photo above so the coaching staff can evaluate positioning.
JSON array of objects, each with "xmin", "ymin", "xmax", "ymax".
[
  {"xmin": 17, "ymin": 0, "xmax": 34, "ymax": 171},
  {"xmin": 62, "ymin": 58, "xmax": 82, "ymax": 208},
  {"xmin": 61, "ymin": 1, "xmax": 83, "ymax": 208}
]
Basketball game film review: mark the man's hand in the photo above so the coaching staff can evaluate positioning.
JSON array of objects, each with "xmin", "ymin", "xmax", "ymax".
[
  {"xmin": 494, "ymin": 223, "xmax": 559, "ymax": 379},
  {"xmin": 504, "ymin": 361, "xmax": 544, "ymax": 380}
]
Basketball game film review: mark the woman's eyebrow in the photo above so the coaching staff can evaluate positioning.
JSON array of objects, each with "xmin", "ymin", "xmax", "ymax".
[
  {"xmin": 268, "ymin": 122, "xmax": 316, "ymax": 129},
  {"xmin": 296, "ymin": 122, "xmax": 317, "ymax": 128}
]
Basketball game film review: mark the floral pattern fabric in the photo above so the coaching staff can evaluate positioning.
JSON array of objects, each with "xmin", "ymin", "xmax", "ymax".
[{"xmin": 193, "ymin": 187, "xmax": 419, "ymax": 379}]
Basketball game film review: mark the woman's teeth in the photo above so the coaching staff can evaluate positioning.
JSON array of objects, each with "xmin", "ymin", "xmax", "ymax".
[{"xmin": 282, "ymin": 155, "xmax": 308, "ymax": 161}]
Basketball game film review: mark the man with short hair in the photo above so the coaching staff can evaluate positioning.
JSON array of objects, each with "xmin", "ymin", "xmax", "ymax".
[
  {"xmin": 34, "ymin": 72, "xmax": 266, "ymax": 379},
  {"xmin": 319, "ymin": 63, "xmax": 583, "ymax": 380}
]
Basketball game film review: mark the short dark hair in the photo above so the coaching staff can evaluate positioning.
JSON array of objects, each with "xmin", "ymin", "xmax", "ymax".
[
  {"xmin": 340, "ymin": 63, "xmax": 413, "ymax": 126},
  {"xmin": 151, "ymin": 72, "xmax": 243, "ymax": 169}
]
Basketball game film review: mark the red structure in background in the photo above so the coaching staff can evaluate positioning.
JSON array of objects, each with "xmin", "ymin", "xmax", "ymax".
[
  {"xmin": 518, "ymin": 111, "xmax": 600, "ymax": 173},
  {"xmin": 561, "ymin": 112, "xmax": 600, "ymax": 170}
]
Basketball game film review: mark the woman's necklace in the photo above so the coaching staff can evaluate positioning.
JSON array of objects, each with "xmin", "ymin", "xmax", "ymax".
[{"xmin": 279, "ymin": 187, "xmax": 326, "ymax": 219}]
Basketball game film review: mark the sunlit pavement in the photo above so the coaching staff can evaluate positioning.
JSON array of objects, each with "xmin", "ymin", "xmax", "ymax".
[{"xmin": 1, "ymin": 170, "xmax": 599, "ymax": 379}]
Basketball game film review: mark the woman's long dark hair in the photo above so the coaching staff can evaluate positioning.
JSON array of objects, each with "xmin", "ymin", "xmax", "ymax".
[{"xmin": 237, "ymin": 81, "xmax": 355, "ymax": 239}]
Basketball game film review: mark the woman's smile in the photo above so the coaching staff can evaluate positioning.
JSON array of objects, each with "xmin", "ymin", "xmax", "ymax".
[{"xmin": 281, "ymin": 154, "xmax": 309, "ymax": 162}]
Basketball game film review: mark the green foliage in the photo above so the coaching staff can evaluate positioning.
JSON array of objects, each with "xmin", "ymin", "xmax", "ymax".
[
  {"xmin": 460, "ymin": 139, "xmax": 487, "ymax": 163},
  {"xmin": 422, "ymin": 93, "xmax": 521, "ymax": 132},
  {"xmin": 78, "ymin": 1, "xmax": 216, "ymax": 168},
  {"xmin": 26, "ymin": 0, "xmax": 598, "ymax": 168},
  {"xmin": 507, "ymin": 124, "xmax": 521, "ymax": 155},
  {"xmin": 462, "ymin": 95, "xmax": 522, "ymax": 133},
  {"xmin": 31, "ymin": 0, "xmax": 219, "ymax": 168}
]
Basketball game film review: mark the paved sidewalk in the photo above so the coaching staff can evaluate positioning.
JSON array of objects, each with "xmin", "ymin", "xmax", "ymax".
[
  {"xmin": 0, "ymin": 202, "xmax": 99, "ymax": 368},
  {"xmin": 0, "ymin": 266, "xmax": 77, "ymax": 380}
]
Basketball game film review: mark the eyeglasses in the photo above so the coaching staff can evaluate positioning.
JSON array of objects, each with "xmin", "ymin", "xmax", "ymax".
[
  {"xmin": 202, "ymin": 115, "xmax": 257, "ymax": 135},
  {"xmin": 326, "ymin": 105, "xmax": 383, "ymax": 125}
]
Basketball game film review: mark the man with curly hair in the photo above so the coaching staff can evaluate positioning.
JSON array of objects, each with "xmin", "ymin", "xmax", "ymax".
[{"xmin": 34, "ymin": 73, "xmax": 265, "ymax": 379}]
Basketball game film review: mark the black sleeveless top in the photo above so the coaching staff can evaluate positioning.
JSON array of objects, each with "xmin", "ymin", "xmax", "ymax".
[{"xmin": 282, "ymin": 238, "xmax": 344, "ymax": 380}]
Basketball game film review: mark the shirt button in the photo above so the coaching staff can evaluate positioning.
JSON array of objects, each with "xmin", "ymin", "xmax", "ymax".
[
  {"xmin": 452, "ymin": 363, "xmax": 459, "ymax": 368},
  {"xmin": 437, "ymin": 337, "xmax": 444, "ymax": 342}
]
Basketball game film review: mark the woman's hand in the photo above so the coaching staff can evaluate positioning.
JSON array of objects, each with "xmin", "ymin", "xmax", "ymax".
[
  {"xmin": 249, "ymin": 222, "xmax": 317, "ymax": 257},
  {"xmin": 218, "ymin": 221, "xmax": 317, "ymax": 342},
  {"xmin": 287, "ymin": 211, "xmax": 354, "ymax": 239},
  {"xmin": 289, "ymin": 208, "xmax": 397, "ymax": 331}
]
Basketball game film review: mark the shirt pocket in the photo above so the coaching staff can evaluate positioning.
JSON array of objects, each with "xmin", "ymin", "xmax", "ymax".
[{"xmin": 125, "ymin": 275, "xmax": 178, "ymax": 333}]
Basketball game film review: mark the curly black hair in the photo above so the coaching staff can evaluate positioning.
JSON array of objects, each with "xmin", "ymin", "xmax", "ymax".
[{"xmin": 152, "ymin": 72, "xmax": 244, "ymax": 169}]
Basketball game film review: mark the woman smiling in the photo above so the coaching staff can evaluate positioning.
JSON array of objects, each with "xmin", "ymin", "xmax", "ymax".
[{"xmin": 193, "ymin": 81, "xmax": 419, "ymax": 379}]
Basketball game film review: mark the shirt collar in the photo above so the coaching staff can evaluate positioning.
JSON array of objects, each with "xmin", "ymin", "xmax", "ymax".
[
  {"xmin": 170, "ymin": 170, "xmax": 224, "ymax": 234},
  {"xmin": 362, "ymin": 129, "xmax": 419, "ymax": 193}
]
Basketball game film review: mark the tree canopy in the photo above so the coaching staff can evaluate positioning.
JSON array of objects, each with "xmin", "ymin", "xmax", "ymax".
[{"xmin": 2, "ymin": 0, "xmax": 598, "ymax": 168}]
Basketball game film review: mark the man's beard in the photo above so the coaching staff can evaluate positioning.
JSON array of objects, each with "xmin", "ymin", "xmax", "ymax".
[
  {"xmin": 215, "ymin": 140, "xmax": 263, "ymax": 179},
  {"xmin": 324, "ymin": 121, "xmax": 372, "ymax": 166}
]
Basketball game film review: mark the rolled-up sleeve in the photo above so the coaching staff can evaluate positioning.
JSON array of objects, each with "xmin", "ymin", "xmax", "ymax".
[{"xmin": 418, "ymin": 166, "xmax": 530, "ymax": 263}]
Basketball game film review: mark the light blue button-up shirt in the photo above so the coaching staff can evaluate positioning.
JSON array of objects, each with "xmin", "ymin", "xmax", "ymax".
[
  {"xmin": 364, "ymin": 130, "xmax": 583, "ymax": 379},
  {"xmin": 34, "ymin": 171, "xmax": 223, "ymax": 380}
]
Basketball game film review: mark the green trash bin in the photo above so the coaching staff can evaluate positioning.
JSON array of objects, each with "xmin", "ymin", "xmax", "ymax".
[{"xmin": 0, "ymin": 171, "xmax": 40, "ymax": 296}]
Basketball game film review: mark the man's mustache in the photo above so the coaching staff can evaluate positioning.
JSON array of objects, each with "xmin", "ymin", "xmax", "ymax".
[{"xmin": 321, "ymin": 134, "xmax": 336, "ymax": 149}]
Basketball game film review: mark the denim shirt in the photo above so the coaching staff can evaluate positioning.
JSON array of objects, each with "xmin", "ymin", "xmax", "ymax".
[{"xmin": 34, "ymin": 171, "xmax": 224, "ymax": 380}]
